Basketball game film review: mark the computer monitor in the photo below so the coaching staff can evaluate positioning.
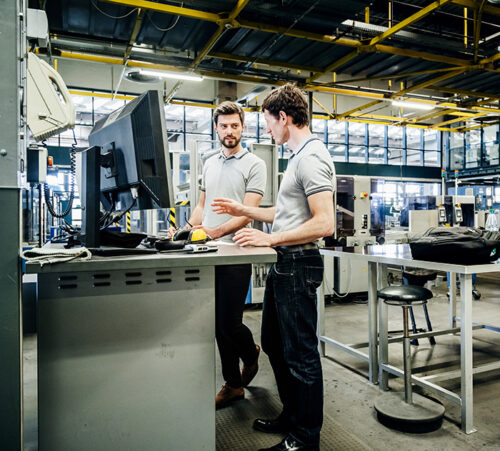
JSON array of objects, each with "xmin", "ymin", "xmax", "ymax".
[
  {"xmin": 81, "ymin": 90, "xmax": 174, "ymax": 247},
  {"xmin": 88, "ymin": 89, "xmax": 174, "ymax": 211}
]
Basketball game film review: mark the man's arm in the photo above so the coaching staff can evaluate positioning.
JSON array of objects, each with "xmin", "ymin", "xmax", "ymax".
[
  {"xmin": 187, "ymin": 191, "xmax": 206, "ymax": 227},
  {"xmin": 196, "ymin": 193, "xmax": 263, "ymax": 239},
  {"xmin": 211, "ymin": 198, "xmax": 276, "ymax": 224},
  {"xmin": 233, "ymin": 190, "xmax": 334, "ymax": 247}
]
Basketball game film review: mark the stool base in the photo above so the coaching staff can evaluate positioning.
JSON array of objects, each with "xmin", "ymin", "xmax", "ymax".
[{"xmin": 374, "ymin": 391, "xmax": 445, "ymax": 433}]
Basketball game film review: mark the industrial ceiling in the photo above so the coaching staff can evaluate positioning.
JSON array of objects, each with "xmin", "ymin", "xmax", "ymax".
[{"xmin": 33, "ymin": 0, "xmax": 500, "ymax": 131}]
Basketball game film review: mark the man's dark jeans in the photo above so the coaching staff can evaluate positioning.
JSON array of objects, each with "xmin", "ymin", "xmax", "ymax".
[
  {"xmin": 261, "ymin": 247, "xmax": 324, "ymax": 446},
  {"xmin": 216, "ymin": 264, "xmax": 259, "ymax": 388}
]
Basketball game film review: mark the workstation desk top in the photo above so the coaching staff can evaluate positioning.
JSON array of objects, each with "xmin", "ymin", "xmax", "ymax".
[
  {"xmin": 25, "ymin": 243, "xmax": 277, "ymax": 274},
  {"xmin": 321, "ymin": 244, "xmax": 500, "ymax": 274}
]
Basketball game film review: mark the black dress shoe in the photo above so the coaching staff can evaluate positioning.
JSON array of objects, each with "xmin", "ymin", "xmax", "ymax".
[
  {"xmin": 258, "ymin": 434, "xmax": 319, "ymax": 451},
  {"xmin": 253, "ymin": 417, "xmax": 290, "ymax": 434}
]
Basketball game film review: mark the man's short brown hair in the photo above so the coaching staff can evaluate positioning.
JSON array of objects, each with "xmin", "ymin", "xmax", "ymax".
[
  {"xmin": 261, "ymin": 84, "xmax": 309, "ymax": 128},
  {"xmin": 213, "ymin": 101, "xmax": 245, "ymax": 125}
]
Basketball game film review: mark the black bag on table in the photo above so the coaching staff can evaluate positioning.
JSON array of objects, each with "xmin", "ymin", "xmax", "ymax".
[{"xmin": 409, "ymin": 227, "xmax": 500, "ymax": 265}]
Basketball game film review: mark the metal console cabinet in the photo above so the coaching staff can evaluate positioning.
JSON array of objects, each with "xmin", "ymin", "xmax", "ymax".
[{"xmin": 27, "ymin": 246, "xmax": 276, "ymax": 451}]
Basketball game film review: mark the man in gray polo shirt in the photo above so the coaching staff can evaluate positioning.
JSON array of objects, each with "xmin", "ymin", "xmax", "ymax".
[
  {"xmin": 212, "ymin": 84, "xmax": 335, "ymax": 451},
  {"xmin": 184, "ymin": 101, "xmax": 266, "ymax": 409}
]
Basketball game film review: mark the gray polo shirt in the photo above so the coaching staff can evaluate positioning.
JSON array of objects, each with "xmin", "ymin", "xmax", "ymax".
[
  {"xmin": 272, "ymin": 135, "xmax": 336, "ymax": 234},
  {"xmin": 201, "ymin": 148, "xmax": 266, "ymax": 241}
]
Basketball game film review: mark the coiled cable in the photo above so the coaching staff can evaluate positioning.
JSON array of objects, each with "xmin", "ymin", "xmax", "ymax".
[{"xmin": 43, "ymin": 130, "xmax": 77, "ymax": 218}]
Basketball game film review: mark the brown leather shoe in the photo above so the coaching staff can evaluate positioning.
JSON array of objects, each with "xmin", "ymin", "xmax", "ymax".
[
  {"xmin": 241, "ymin": 344, "xmax": 260, "ymax": 387},
  {"xmin": 216, "ymin": 384, "xmax": 244, "ymax": 409}
]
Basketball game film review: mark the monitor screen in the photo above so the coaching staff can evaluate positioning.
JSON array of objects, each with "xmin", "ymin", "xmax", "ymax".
[{"xmin": 88, "ymin": 89, "xmax": 174, "ymax": 211}]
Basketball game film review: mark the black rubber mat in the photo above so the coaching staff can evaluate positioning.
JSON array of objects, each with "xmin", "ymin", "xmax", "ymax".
[{"xmin": 216, "ymin": 389, "xmax": 371, "ymax": 450}]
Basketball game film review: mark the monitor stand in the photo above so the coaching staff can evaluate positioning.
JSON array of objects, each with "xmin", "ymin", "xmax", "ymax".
[{"xmin": 80, "ymin": 145, "xmax": 101, "ymax": 248}]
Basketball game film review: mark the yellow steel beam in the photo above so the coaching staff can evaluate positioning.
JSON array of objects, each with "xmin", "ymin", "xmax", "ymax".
[
  {"xmin": 427, "ymin": 85, "xmax": 500, "ymax": 100},
  {"xmin": 228, "ymin": 0, "xmax": 251, "ymax": 20},
  {"xmin": 452, "ymin": 111, "xmax": 482, "ymax": 116},
  {"xmin": 124, "ymin": 8, "xmax": 145, "ymax": 62},
  {"xmin": 69, "ymin": 89, "xmax": 135, "ymax": 100},
  {"xmin": 237, "ymin": 19, "xmax": 359, "ymax": 46},
  {"xmin": 455, "ymin": 121, "xmax": 500, "ymax": 132},
  {"xmin": 312, "ymin": 96, "xmax": 334, "ymax": 119},
  {"xmin": 323, "ymin": 65, "xmax": 467, "ymax": 86},
  {"xmin": 102, "ymin": 0, "xmax": 500, "ymax": 74},
  {"xmin": 335, "ymin": 100, "xmax": 382, "ymax": 120},
  {"xmin": 208, "ymin": 51, "xmax": 321, "ymax": 72},
  {"xmin": 191, "ymin": 23, "xmax": 225, "ymax": 68},
  {"xmin": 432, "ymin": 113, "xmax": 484, "ymax": 127},
  {"xmin": 372, "ymin": 43, "xmax": 471, "ymax": 66},
  {"xmin": 395, "ymin": 68, "xmax": 466, "ymax": 96},
  {"xmin": 480, "ymin": 51, "xmax": 500, "ymax": 65},
  {"xmin": 369, "ymin": 0, "xmax": 453, "ymax": 46},
  {"xmin": 471, "ymin": 105, "xmax": 500, "ymax": 113},
  {"xmin": 451, "ymin": 0, "xmax": 500, "ymax": 17},
  {"xmin": 336, "ymin": 69, "xmax": 466, "ymax": 119},
  {"xmin": 412, "ymin": 108, "xmax": 457, "ymax": 122},
  {"xmin": 57, "ymin": 50, "xmax": 127, "ymax": 65},
  {"xmin": 67, "ymin": 86, "xmax": 465, "ymax": 132},
  {"xmin": 101, "ymin": 0, "xmax": 221, "ymax": 22},
  {"xmin": 464, "ymin": 6, "xmax": 468, "ymax": 48},
  {"xmin": 354, "ymin": 114, "xmax": 409, "ymax": 122},
  {"xmin": 164, "ymin": 0, "xmax": 250, "ymax": 102},
  {"xmin": 55, "ymin": 50, "xmax": 496, "ymax": 122},
  {"xmin": 303, "ymin": 83, "xmax": 385, "ymax": 100},
  {"xmin": 67, "ymin": 89, "xmax": 264, "ymax": 113}
]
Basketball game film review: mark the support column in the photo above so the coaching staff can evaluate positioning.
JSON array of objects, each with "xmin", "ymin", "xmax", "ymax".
[{"xmin": 0, "ymin": 0, "xmax": 24, "ymax": 448}]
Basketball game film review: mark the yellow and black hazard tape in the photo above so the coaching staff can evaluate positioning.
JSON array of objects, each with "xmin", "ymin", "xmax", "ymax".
[
  {"xmin": 175, "ymin": 201, "xmax": 190, "ymax": 206},
  {"xmin": 126, "ymin": 211, "xmax": 131, "ymax": 233},
  {"xmin": 169, "ymin": 208, "xmax": 176, "ymax": 227}
]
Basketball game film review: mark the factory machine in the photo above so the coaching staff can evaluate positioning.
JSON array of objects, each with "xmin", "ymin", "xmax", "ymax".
[{"xmin": 324, "ymin": 176, "xmax": 385, "ymax": 298}]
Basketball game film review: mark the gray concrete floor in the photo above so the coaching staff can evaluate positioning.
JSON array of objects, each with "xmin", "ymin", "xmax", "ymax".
[
  {"xmin": 23, "ymin": 276, "xmax": 500, "ymax": 450},
  {"xmin": 215, "ymin": 276, "xmax": 500, "ymax": 450}
]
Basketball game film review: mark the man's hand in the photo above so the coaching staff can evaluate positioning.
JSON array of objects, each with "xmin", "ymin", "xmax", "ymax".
[
  {"xmin": 192, "ymin": 224, "xmax": 218, "ymax": 240},
  {"xmin": 166, "ymin": 226, "xmax": 181, "ymax": 238},
  {"xmin": 233, "ymin": 228, "xmax": 274, "ymax": 247},
  {"xmin": 212, "ymin": 198, "xmax": 247, "ymax": 217}
]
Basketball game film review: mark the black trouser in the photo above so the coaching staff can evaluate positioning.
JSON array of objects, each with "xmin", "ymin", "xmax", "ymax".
[
  {"xmin": 261, "ymin": 248, "xmax": 324, "ymax": 446},
  {"xmin": 215, "ymin": 264, "xmax": 258, "ymax": 388}
]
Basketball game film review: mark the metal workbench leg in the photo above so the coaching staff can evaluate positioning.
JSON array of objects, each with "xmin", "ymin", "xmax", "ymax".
[
  {"xmin": 317, "ymin": 278, "xmax": 326, "ymax": 357},
  {"xmin": 377, "ymin": 263, "xmax": 388, "ymax": 390},
  {"xmin": 449, "ymin": 272, "xmax": 457, "ymax": 328},
  {"xmin": 368, "ymin": 261, "xmax": 378, "ymax": 385},
  {"xmin": 460, "ymin": 273, "xmax": 476, "ymax": 434}
]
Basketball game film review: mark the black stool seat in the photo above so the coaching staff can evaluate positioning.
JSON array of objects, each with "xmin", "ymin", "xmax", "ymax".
[{"xmin": 378, "ymin": 285, "xmax": 433, "ymax": 303}]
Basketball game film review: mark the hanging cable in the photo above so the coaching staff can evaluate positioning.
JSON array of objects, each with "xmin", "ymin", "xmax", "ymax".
[
  {"xmin": 43, "ymin": 129, "xmax": 77, "ymax": 219},
  {"xmin": 90, "ymin": 0, "xmax": 138, "ymax": 20},
  {"xmin": 147, "ymin": 2, "xmax": 184, "ymax": 32}
]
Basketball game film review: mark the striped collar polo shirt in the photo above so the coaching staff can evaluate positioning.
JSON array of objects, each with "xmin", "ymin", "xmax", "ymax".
[
  {"xmin": 201, "ymin": 147, "xmax": 267, "ymax": 241},
  {"xmin": 272, "ymin": 134, "xmax": 336, "ymax": 235}
]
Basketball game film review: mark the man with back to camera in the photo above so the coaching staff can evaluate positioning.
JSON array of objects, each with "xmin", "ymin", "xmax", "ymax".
[
  {"xmin": 211, "ymin": 84, "xmax": 335, "ymax": 451},
  {"xmin": 182, "ymin": 101, "xmax": 267, "ymax": 409}
]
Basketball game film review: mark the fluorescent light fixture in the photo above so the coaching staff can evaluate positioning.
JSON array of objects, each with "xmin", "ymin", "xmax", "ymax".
[
  {"xmin": 392, "ymin": 100, "xmax": 435, "ymax": 110},
  {"xmin": 140, "ymin": 69, "xmax": 203, "ymax": 82}
]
